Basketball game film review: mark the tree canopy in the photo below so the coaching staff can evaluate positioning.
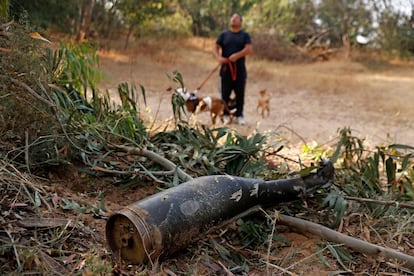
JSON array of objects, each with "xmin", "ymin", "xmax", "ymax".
[
  {"xmin": 4, "ymin": 0, "xmax": 414, "ymax": 57},
  {"xmin": 1, "ymin": 2, "xmax": 414, "ymax": 274}
]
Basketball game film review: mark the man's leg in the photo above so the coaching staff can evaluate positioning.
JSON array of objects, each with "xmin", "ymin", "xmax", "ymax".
[
  {"xmin": 221, "ymin": 75, "xmax": 232, "ymax": 116},
  {"xmin": 234, "ymin": 78, "xmax": 246, "ymax": 118}
]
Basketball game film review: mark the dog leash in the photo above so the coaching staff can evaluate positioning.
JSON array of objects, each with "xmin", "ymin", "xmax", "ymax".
[
  {"xmin": 196, "ymin": 63, "xmax": 220, "ymax": 91},
  {"xmin": 225, "ymin": 59, "xmax": 237, "ymax": 81},
  {"xmin": 196, "ymin": 59, "xmax": 237, "ymax": 91}
]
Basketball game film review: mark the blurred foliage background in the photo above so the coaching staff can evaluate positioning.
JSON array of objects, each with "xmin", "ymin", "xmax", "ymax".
[{"xmin": 4, "ymin": 0, "xmax": 414, "ymax": 58}]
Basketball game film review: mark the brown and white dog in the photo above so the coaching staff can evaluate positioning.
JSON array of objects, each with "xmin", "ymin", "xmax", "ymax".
[
  {"xmin": 174, "ymin": 87, "xmax": 234, "ymax": 125},
  {"xmin": 256, "ymin": 89, "xmax": 270, "ymax": 118}
]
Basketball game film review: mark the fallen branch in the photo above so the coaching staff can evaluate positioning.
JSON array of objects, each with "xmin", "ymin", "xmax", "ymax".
[
  {"xmin": 5, "ymin": 229, "xmax": 21, "ymax": 269},
  {"xmin": 109, "ymin": 144, "xmax": 193, "ymax": 182},
  {"xmin": 92, "ymin": 165, "xmax": 179, "ymax": 178},
  {"xmin": 344, "ymin": 195, "xmax": 414, "ymax": 210},
  {"xmin": 0, "ymin": 75, "xmax": 54, "ymax": 107},
  {"xmin": 262, "ymin": 261, "xmax": 297, "ymax": 276},
  {"xmin": 44, "ymin": 83, "xmax": 94, "ymax": 155},
  {"xmin": 275, "ymin": 124, "xmax": 308, "ymax": 146},
  {"xmin": 25, "ymin": 129, "xmax": 30, "ymax": 173},
  {"xmin": 0, "ymin": 47, "xmax": 12, "ymax": 52},
  {"xmin": 278, "ymin": 214, "xmax": 414, "ymax": 270},
  {"xmin": 0, "ymin": 20, "xmax": 13, "ymax": 31}
]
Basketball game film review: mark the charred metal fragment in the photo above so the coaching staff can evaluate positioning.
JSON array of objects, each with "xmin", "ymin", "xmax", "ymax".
[{"xmin": 106, "ymin": 160, "xmax": 334, "ymax": 264}]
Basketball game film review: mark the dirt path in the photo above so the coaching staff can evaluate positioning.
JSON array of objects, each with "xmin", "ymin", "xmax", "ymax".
[{"xmin": 98, "ymin": 38, "xmax": 414, "ymax": 147}]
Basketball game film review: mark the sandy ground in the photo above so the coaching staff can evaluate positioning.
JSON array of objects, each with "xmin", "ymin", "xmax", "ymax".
[{"xmin": 98, "ymin": 38, "xmax": 414, "ymax": 147}]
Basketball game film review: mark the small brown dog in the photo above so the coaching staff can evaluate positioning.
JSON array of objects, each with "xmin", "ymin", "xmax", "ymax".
[
  {"xmin": 256, "ymin": 89, "xmax": 270, "ymax": 118},
  {"xmin": 174, "ymin": 88, "xmax": 232, "ymax": 125}
]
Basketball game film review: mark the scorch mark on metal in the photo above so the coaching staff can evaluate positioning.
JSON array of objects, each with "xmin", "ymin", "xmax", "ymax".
[
  {"xmin": 180, "ymin": 200, "xmax": 200, "ymax": 216},
  {"xmin": 293, "ymin": 185, "xmax": 305, "ymax": 192},
  {"xmin": 230, "ymin": 188, "xmax": 243, "ymax": 202},
  {"xmin": 249, "ymin": 183, "xmax": 259, "ymax": 197}
]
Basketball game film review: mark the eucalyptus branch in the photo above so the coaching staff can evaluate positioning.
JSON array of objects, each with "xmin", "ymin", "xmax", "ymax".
[
  {"xmin": 24, "ymin": 129, "xmax": 30, "ymax": 173},
  {"xmin": 5, "ymin": 229, "xmax": 21, "ymax": 270},
  {"xmin": 278, "ymin": 214, "xmax": 414, "ymax": 270},
  {"xmin": 92, "ymin": 165, "xmax": 178, "ymax": 177},
  {"xmin": 0, "ymin": 75, "xmax": 54, "ymax": 107},
  {"xmin": 344, "ymin": 196, "xmax": 414, "ymax": 210},
  {"xmin": 43, "ymin": 82, "xmax": 94, "ymax": 155},
  {"xmin": 0, "ymin": 20, "xmax": 14, "ymax": 30},
  {"xmin": 275, "ymin": 124, "xmax": 308, "ymax": 146},
  {"xmin": 273, "ymin": 152, "xmax": 301, "ymax": 165},
  {"xmin": 109, "ymin": 144, "xmax": 193, "ymax": 182},
  {"xmin": 1, "ymin": 76, "xmax": 92, "ymax": 157}
]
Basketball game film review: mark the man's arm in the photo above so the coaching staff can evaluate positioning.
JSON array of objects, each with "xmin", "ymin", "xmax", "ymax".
[
  {"xmin": 213, "ymin": 44, "xmax": 228, "ymax": 64},
  {"xmin": 228, "ymin": 44, "xmax": 252, "ymax": 62}
]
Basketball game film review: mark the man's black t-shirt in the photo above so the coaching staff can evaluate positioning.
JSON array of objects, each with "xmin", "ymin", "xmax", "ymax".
[{"xmin": 216, "ymin": 30, "xmax": 251, "ymax": 74}]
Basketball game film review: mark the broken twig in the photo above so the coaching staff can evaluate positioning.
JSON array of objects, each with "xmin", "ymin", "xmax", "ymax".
[
  {"xmin": 278, "ymin": 214, "xmax": 414, "ymax": 270},
  {"xmin": 110, "ymin": 144, "xmax": 193, "ymax": 182}
]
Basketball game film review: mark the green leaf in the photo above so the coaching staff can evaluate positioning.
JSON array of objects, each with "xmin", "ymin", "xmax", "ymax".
[
  {"xmin": 401, "ymin": 154, "xmax": 412, "ymax": 171},
  {"xmin": 316, "ymin": 243, "xmax": 331, "ymax": 267},
  {"xmin": 326, "ymin": 243, "xmax": 354, "ymax": 271},
  {"xmin": 34, "ymin": 191, "xmax": 41, "ymax": 208},
  {"xmin": 385, "ymin": 157, "xmax": 396, "ymax": 183},
  {"xmin": 389, "ymin": 144, "xmax": 414, "ymax": 150}
]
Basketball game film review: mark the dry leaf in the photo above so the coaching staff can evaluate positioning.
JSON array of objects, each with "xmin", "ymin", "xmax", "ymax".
[{"xmin": 28, "ymin": 32, "xmax": 52, "ymax": 44}]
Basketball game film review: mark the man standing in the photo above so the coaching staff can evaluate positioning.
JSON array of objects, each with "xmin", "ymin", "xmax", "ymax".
[{"xmin": 213, "ymin": 13, "xmax": 252, "ymax": 125}]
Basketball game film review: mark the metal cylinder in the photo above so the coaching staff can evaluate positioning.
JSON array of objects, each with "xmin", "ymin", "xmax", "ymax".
[{"xmin": 106, "ymin": 161, "xmax": 333, "ymax": 264}]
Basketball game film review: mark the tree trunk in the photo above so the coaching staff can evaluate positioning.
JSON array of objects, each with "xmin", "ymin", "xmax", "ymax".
[
  {"xmin": 124, "ymin": 24, "xmax": 134, "ymax": 50},
  {"xmin": 105, "ymin": 1, "xmax": 119, "ymax": 40},
  {"xmin": 342, "ymin": 33, "xmax": 352, "ymax": 59},
  {"xmin": 0, "ymin": 0, "xmax": 9, "ymax": 19},
  {"xmin": 76, "ymin": 0, "xmax": 95, "ymax": 42}
]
